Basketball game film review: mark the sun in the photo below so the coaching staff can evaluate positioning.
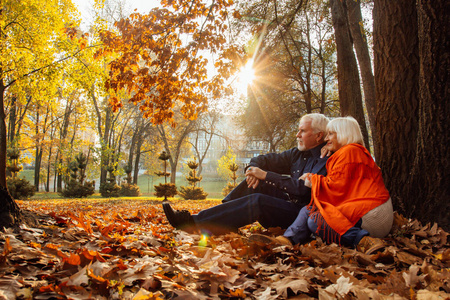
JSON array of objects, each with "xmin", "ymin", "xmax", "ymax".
[{"xmin": 236, "ymin": 59, "xmax": 256, "ymax": 96}]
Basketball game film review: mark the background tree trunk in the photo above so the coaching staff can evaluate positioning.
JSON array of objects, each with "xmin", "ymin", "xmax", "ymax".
[
  {"xmin": 56, "ymin": 98, "xmax": 74, "ymax": 192},
  {"xmin": 133, "ymin": 138, "xmax": 143, "ymax": 185},
  {"xmin": 329, "ymin": 0, "xmax": 370, "ymax": 149},
  {"xmin": 0, "ymin": 80, "xmax": 8, "ymax": 189},
  {"xmin": 373, "ymin": 0, "xmax": 420, "ymax": 217},
  {"xmin": 346, "ymin": 0, "xmax": 377, "ymax": 151}
]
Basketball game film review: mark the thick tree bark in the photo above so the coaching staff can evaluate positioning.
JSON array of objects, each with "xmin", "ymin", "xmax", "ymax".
[
  {"xmin": 373, "ymin": 0, "xmax": 420, "ymax": 216},
  {"xmin": 329, "ymin": 0, "xmax": 370, "ymax": 150},
  {"xmin": 409, "ymin": 0, "xmax": 449, "ymax": 229},
  {"xmin": 346, "ymin": 0, "xmax": 377, "ymax": 152}
]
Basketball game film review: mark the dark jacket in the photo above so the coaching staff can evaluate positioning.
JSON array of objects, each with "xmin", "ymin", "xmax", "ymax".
[{"xmin": 248, "ymin": 143, "xmax": 328, "ymax": 205}]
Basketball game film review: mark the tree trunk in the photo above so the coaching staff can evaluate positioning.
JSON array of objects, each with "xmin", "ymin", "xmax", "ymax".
[
  {"xmin": 46, "ymin": 147, "xmax": 52, "ymax": 192},
  {"xmin": 408, "ymin": 0, "xmax": 449, "ymax": 229},
  {"xmin": 7, "ymin": 97, "xmax": 16, "ymax": 144},
  {"xmin": 56, "ymin": 99, "xmax": 73, "ymax": 192},
  {"xmin": 0, "ymin": 78, "xmax": 21, "ymax": 228},
  {"xmin": 100, "ymin": 106, "xmax": 113, "ymax": 184},
  {"xmin": 329, "ymin": 0, "xmax": 370, "ymax": 150},
  {"xmin": 127, "ymin": 121, "xmax": 140, "ymax": 181},
  {"xmin": 0, "ymin": 79, "xmax": 7, "ymax": 189},
  {"xmin": 34, "ymin": 109, "xmax": 41, "ymax": 191},
  {"xmin": 346, "ymin": 0, "xmax": 377, "ymax": 151},
  {"xmin": 34, "ymin": 148, "xmax": 43, "ymax": 191},
  {"xmin": 373, "ymin": 0, "xmax": 419, "ymax": 216},
  {"xmin": 133, "ymin": 138, "xmax": 143, "ymax": 185}
]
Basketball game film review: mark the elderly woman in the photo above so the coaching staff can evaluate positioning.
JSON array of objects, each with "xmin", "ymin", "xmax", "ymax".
[{"xmin": 254, "ymin": 117, "xmax": 393, "ymax": 252}]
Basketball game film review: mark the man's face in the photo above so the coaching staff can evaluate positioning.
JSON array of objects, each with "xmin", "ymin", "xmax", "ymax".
[{"xmin": 296, "ymin": 119, "xmax": 322, "ymax": 151}]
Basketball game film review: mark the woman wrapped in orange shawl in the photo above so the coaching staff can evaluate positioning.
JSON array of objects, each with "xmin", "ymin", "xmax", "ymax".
[{"xmin": 281, "ymin": 117, "xmax": 393, "ymax": 248}]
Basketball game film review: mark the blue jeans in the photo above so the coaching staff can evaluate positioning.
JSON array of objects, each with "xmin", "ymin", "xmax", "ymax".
[
  {"xmin": 193, "ymin": 187, "xmax": 301, "ymax": 235},
  {"xmin": 283, "ymin": 206, "xmax": 369, "ymax": 247}
]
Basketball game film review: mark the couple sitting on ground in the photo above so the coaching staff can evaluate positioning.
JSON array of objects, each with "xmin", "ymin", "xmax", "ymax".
[{"xmin": 163, "ymin": 113, "xmax": 393, "ymax": 253}]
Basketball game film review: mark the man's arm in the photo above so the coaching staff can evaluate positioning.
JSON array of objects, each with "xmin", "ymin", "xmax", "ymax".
[
  {"xmin": 245, "ymin": 148, "xmax": 299, "ymax": 189},
  {"xmin": 263, "ymin": 157, "xmax": 328, "ymax": 198}
]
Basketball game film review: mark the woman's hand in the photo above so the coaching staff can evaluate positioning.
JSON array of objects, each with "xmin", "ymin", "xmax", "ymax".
[
  {"xmin": 320, "ymin": 146, "xmax": 332, "ymax": 158},
  {"xmin": 300, "ymin": 173, "xmax": 312, "ymax": 188},
  {"xmin": 245, "ymin": 167, "xmax": 267, "ymax": 189}
]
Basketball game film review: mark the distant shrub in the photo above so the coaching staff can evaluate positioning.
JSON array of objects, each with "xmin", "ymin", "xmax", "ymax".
[
  {"xmin": 60, "ymin": 180, "xmax": 95, "ymax": 198},
  {"xmin": 120, "ymin": 183, "xmax": 141, "ymax": 197},
  {"xmin": 7, "ymin": 178, "xmax": 35, "ymax": 200},
  {"xmin": 6, "ymin": 147, "xmax": 35, "ymax": 199},
  {"xmin": 154, "ymin": 183, "xmax": 177, "ymax": 198},
  {"xmin": 154, "ymin": 151, "xmax": 177, "ymax": 199},
  {"xmin": 222, "ymin": 182, "xmax": 237, "ymax": 197},
  {"xmin": 179, "ymin": 186, "xmax": 207, "ymax": 200},
  {"xmin": 179, "ymin": 158, "xmax": 207, "ymax": 200},
  {"xmin": 60, "ymin": 153, "xmax": 95, "ymax": 198},
  {"xmin": 222, "ymin": 162, "xmax": 239, "ymax": 197},
  {"xmin": 99, "ymin": 182, "xmax": 121, "ymax": 198}
]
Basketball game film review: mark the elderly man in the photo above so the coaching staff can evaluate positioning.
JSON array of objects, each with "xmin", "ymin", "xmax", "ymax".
[{"xmin": 163, "ymin": 113, "xmax": 330, "ymax": 235}]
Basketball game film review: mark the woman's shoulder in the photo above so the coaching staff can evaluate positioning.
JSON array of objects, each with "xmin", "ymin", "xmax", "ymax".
[
  {"xmin": 332, "ymin": 143, "xmax": 371, "ymax": 164},
  {"xmin": 335, "ymin": 143, "xmax": 366, "ymax": 156}
]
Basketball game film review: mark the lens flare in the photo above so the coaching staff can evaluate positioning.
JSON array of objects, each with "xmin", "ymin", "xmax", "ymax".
[{"xmin": 198, "ymin": 233, "xmax": 209, "ymax": 247}]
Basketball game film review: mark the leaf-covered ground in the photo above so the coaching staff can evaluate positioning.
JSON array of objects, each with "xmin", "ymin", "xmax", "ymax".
[{"xmin": 1, "ymin": 198, "xmax": 449, "ymax": 299}]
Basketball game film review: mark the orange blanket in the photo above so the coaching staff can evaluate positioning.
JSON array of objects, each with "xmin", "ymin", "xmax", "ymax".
[{"xmin": 310, "ymin": 143, "xmax": 390, "ymax": 236}]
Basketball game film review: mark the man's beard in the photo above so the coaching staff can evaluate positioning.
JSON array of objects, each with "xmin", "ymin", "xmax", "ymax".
[{"xmin": 298, "ymin": 141, "xmax": 306, "ymax": 151}]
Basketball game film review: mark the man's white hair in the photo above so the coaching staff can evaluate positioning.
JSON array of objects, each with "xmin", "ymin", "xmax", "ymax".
[
  {"xmin": 327, "ymin": 116, "xmax": 364, "ymax": 146},
  {"xmin": 300, "ymin": 113, "xmax": 329, "ymax": 134}
]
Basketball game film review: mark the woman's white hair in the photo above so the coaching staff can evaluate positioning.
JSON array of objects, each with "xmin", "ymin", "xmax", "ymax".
[
  {"xmin": 301, "ymin": 113, "xmax": 329, "ymax": 134},
  {"xmin": 327, "ymin": 116, "xmax": 364, "ymax": 146}
]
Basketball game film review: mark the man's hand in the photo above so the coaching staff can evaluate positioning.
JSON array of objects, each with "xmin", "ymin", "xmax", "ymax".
[{"xmin": 245, "ymin": 167, "xmax": 267, "ymax": 189}]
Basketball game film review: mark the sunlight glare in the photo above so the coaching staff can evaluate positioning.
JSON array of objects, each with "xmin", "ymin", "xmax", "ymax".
[{"xmin": 237, "ymin": 59, "xmax": 256, "ymax": 96}]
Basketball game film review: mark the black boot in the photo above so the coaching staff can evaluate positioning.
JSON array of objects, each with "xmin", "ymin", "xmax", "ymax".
[{"xmin": 162, "ymin": 201, "xmax": 195, "ymax": 231}]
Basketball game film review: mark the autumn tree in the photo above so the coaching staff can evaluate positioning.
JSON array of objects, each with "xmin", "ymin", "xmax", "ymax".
[
  {"xmin": 96, "ymin": 0, "xmax": 240, "ymax": 126},
  {"xmin": 241, "ymin": 80, "xmax": 299, "ymax": 152},
  {"xmin": 187, "ymin": 109, "xmax": 221, "ymax": 176},
  {"xmin": 373, "ymin": 0, "xmax": 449, "ymax": 230},
  {"xmin": 233, "ymin": 0, "xmax": 339, "ymax": 148},
  {"xmin": 0, "ymin": 0, "xmax": 82, "ymax": 228},
  {"xmin": 156, "ymin": 112, "xmax": 196, "ymax": 184},
  {"xmin": 121, "ymin": 108, "xmax": 156, "ymax": 185}
]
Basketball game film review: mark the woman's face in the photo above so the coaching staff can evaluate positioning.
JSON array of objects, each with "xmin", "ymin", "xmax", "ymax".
[{"xmin": 325, "ymin": 131, "xmax": 343, "ymax": 153}]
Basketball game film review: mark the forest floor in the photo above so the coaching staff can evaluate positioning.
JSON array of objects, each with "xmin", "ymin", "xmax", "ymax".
[{"xmin": 1, "ymin": 198, "xmax": 449, "ymax": 299}]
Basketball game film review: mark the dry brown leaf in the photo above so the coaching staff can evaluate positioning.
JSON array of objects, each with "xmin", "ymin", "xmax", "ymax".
[
  {"xmin": 273, "ymin": 277, "xmax": 309, "ymax": 298},
  {"xmin": 5, "ymin": 199, "xmax": 448, "ymax": 299}
]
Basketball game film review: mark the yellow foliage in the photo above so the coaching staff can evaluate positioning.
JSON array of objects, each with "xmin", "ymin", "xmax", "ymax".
[{"xmin": 217, "ymin": 148, "xmax": 237, "ymax": 180}]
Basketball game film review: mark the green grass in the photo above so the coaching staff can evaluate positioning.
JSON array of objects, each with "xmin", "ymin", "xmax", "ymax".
[
  {"xmin": 136, "ymin": 174, "xmax": 231, "ymax": 198},
  {"xmin": 22, "ymin": 172, "xmax": 242, "ymax": 200},
  {"xmin": 18, "ymin": 169, "xmax": 34, "ymax": 182}
]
